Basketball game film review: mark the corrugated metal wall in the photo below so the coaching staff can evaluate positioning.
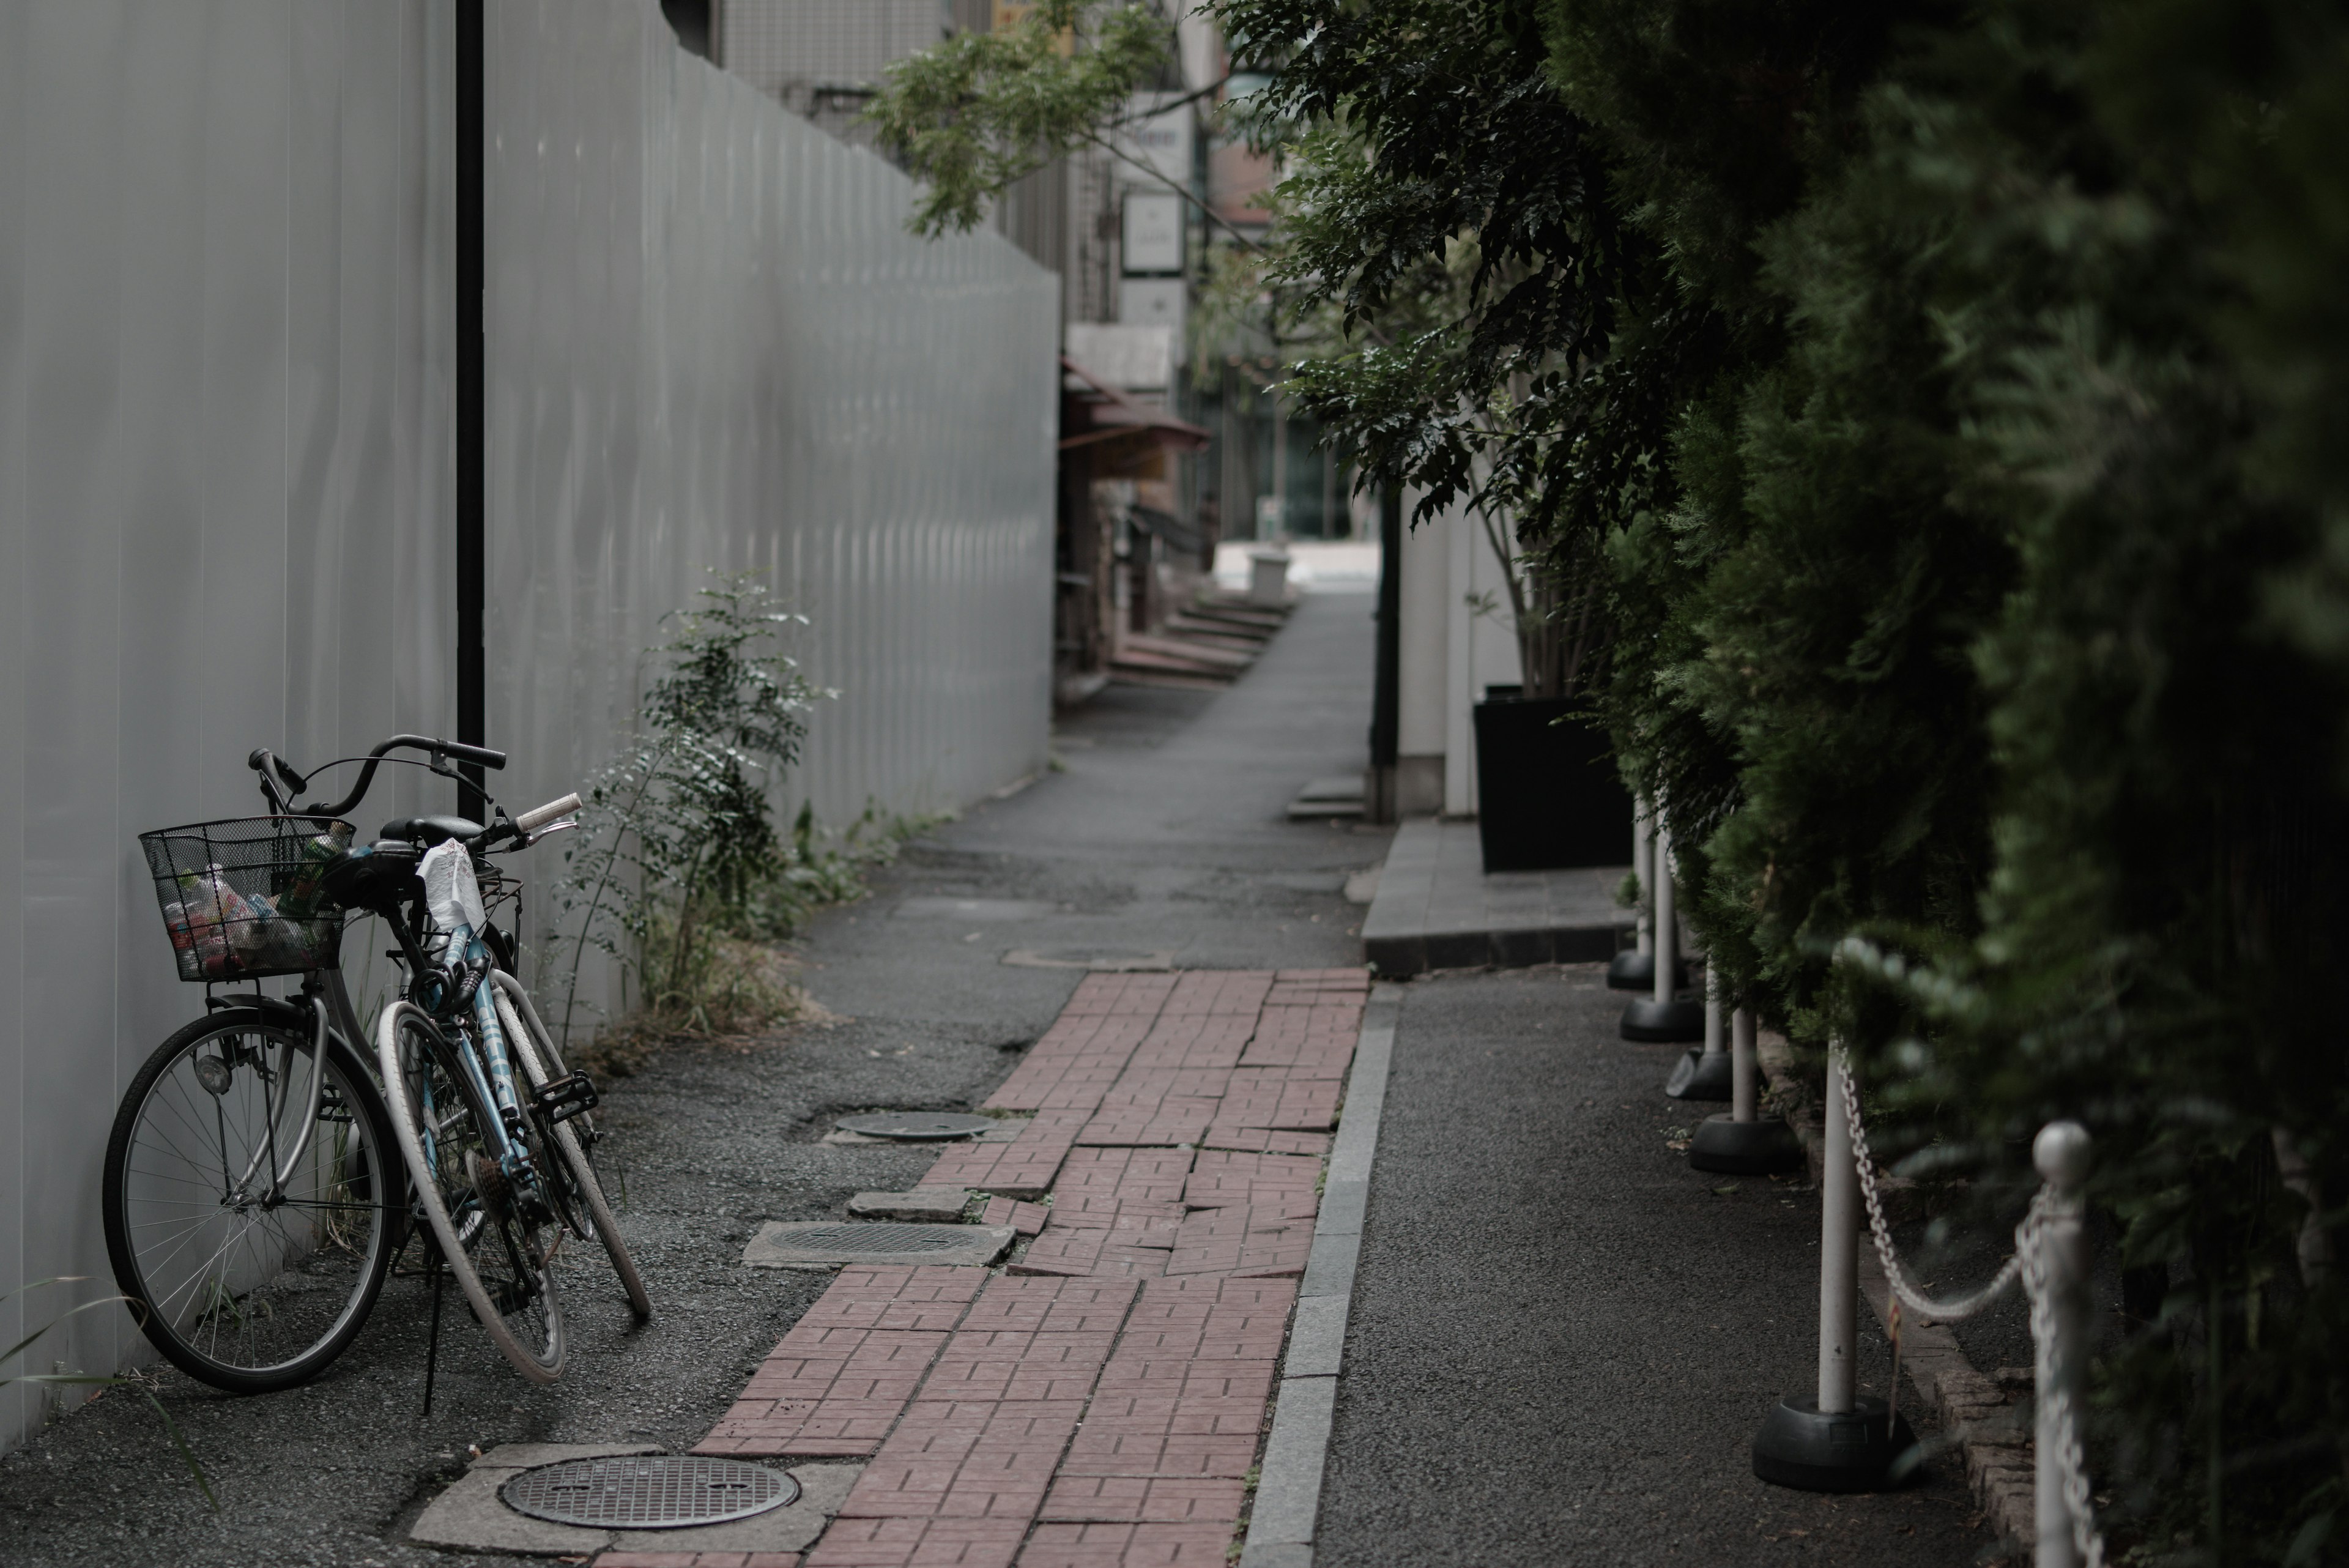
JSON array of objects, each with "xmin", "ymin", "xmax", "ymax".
[{"xmin": 0, "ymin": 0, "xmax": 1055, "ymax": 1452}]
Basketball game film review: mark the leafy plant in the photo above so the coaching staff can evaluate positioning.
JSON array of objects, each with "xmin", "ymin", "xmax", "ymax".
[
  {"xmin": 555, "ymin": 571, "xmax": 832, "ymax": 1041},
  {"xmin": 2, "ymin": 1278, "xmax": 216, "ymax": 1510},
  {"xmin": 863, "ymin": 1, "xmax": 1186, "ymax": 239}
]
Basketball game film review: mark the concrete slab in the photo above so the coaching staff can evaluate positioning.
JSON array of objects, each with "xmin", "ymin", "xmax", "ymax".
[
  {"xmin": 1359, "ymin": 818, "xmax": 1630, "ymax": 975},
  {"xmin": 845, "ymin": 1187, "xmax": 972, "ymax": 1222},
  {"xmin": 407, "ymin": 1444, "xmax": 859, "ymax": 1558},
  {"xmin": 742, "ymin": 1221, "xmax": 1014, "ymax": 1269},
  {"xmin": 408, "ymin": 1443, "xmax": 658, "ymax": 1556}
]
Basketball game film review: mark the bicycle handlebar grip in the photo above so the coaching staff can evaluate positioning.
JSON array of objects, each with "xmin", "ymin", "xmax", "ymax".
[
  {"xmin": 514, "ymin": 793, "xmax": 582, "ymax": 833},
  {"xmin": 441, "ymin": 740, "xmax": 508, "ymax": 770}
]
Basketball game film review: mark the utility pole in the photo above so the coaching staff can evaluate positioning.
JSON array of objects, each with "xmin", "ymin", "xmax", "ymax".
[{"xmin": 456, "ymin": 0, "xmax": 486, "ymax": 823}]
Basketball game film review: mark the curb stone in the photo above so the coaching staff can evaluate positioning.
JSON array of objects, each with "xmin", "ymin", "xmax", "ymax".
[
  {"xmin": 1236, "ymin": 983, "xmax": 1401, "ymax": 1568},
  {"xmin": 1756, "ymin": 1031, "xmax": 2035, "ymax": 1555}
]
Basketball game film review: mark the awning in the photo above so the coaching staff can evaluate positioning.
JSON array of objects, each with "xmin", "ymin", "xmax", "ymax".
[{"xmin": 1058, "ymin": 354, "xmax": 1211, "ymax": 454}]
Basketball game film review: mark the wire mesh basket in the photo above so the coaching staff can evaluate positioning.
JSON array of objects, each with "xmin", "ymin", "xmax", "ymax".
[{"xmin": 136, "ymin": 816, "xmax": 357, "ymax": 981}]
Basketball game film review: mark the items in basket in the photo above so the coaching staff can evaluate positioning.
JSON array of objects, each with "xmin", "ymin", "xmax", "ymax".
[{"xmin": 163, "ymin": 820, "xmax": 353, "ymax": 977}]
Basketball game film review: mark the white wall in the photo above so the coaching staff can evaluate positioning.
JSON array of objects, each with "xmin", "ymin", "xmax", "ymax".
[
  {"xmin": 0, "ymin": 0, "xmax": 1055, "ymax": 1453},
  {"xmin": 1436, "ymin": 503, "xmax": 1524, "ymax": 815}
]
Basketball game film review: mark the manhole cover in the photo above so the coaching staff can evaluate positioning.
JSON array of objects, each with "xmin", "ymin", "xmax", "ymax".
[
  {"xmin": 501, "ymin": 1455, "xmax": 798, "ymax": 1529},
  {"xmin": 836, "ymin": 1112, "xmax": 997, "ymax": 1140}
]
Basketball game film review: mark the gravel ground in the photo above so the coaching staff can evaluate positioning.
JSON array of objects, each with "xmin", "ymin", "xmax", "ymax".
[{"xmin": 0, "ymin": 590, "xmax": 1381, "ymax": 1567}]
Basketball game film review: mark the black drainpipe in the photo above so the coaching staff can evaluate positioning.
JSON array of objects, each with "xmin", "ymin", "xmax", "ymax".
[
  {"xmin": 1367, "ymin": 485, "xmax": 1402, "ymax": 823},
  {"xmin": 456, "ymin": 1, "xmax": 486, "ymax": 822}
]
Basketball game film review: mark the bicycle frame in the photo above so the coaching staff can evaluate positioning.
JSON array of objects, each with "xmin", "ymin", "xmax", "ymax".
[{"xmin": 240, "ymin": 732, "xmax": 563, "ymax": 1227}]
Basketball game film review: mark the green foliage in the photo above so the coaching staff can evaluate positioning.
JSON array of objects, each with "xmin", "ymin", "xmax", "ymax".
[
  {"xmin": 556, "ymin": 571, "xmax": 833, "ymax": 1039},
  {"xmin": 863, "ymin": 0, "xmax": 1178, "ymax": 237},
  {"xmin": 1238, "ymin": 0, "xmax": 2349, "ymax": 1552}
]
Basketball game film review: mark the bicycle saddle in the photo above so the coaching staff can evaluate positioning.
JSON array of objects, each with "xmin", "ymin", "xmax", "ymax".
[
  {"xmin": 317, "ymin": 841, "xmax": 424, "ymax": 914},
  {"xmin": 379, "ymin": 814, "xmax": 483, "ymax": 847}
]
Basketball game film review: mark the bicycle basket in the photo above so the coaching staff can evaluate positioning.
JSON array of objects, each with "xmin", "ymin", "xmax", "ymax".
[{"xmin": 136, "ymin": 816, "xmax": 356, "ymax": 982}]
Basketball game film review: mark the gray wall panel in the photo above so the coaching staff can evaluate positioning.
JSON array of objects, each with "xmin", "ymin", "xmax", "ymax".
[
  {"xmin": 0, "ymin": 0, "xmax": 27, "ymax": 1446},
  {"xmin": 0, "ymin": 0, "xmax": 453, "ymax": 1452},
  {"xmin": 0, "ymin": 0, "xmax": 1052, "ymax": 1453},
  {"xmin": 484, "ymin": 0, "xmax": 1055, "ymax": 1014}
]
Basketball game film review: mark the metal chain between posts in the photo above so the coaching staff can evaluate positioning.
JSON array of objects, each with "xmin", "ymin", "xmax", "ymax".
[
  {"xmin": 1833, "ymin": 1046, "xmax": 2029, "ymax": 1323},
  {"xmin": 1830, "ymin": 1046, "xmax": 2109, "ymax": 1567}
]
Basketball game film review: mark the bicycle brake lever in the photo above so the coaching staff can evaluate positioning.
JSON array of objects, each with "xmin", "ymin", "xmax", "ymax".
[{"xmin": 518, "ymin": 819, "xmax": 579, "ymax": 850}]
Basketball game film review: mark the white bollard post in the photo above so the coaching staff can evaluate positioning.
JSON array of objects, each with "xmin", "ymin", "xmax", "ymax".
[
  {"xmin": 1818, "ymin": 1052, "xmax": 1859, "ymax": 1415},
  {"xmin": 1694, "ymin": 1003, "xmax": 1805, "ymax": 1198},
  {"xmin": 1652, "ymin": 820, "xmax": 1677, "ymax": 1008},
  {"xmin": 1751, "ymin": 1042, "xmax": 1905, "ymax": 1487},
  {"xmin": 1666, "ymin": 954, "xmax": 1734, "ymax": 1098},
  {"xmin": 2034, "ymin": 1122, "xmax": 2093, "ymax": 1568},
  {"xmin": 1732, "ymin": 1006, "xmax": 1757, "ymax": 1123},
  {"xmin": 1633, "ymin": 803, "xmax": 1653, "ymax": 958},
  {"xmin": 1611, "ymin": 800, "xmax": 1662, "ymax": 992},
  {"xmin": 1622, "ymin": 812, "xmax": 1705, "ymax": 1041}
]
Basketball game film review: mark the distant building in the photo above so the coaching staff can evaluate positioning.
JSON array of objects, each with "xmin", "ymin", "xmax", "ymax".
[{"xmin": 680, "ymin": 1, "xmax": 1335, "ymax": 702}]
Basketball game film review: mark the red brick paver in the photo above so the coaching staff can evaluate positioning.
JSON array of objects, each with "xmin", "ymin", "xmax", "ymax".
[
  {"xmin": 699, "ymin": 1268, "xmax": 987, "ymax": 1458},
  {"xmin": 688, "ymin": 971, "xmax": 1367, "ymax": 1568},
  {"xmin": 1020, "ymin": 1523, "xmax": 1236, "ymax": 1566},
  {"xmin": 924, "ymin": 1110, "xmax": 1090, "ymax": 1198},
  {"xmin": 980, "ymin": 1198, "xmax": 1050, "ymax": 1236},
  {"xmin": 805, "ymin": 1517, "xmax": 1026, "ymax": 1567}
]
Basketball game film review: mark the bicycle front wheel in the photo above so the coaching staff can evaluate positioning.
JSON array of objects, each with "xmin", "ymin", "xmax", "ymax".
[
  {"xmin": 376, "ymin": 1001, "xmax": 565, "ymax": 1382},
  {"xmin": 103, "ymin": 1008, "xmax": 396, "ymax": 1393},
  {"xmin": 492, "ymin": 976, "xmax": 651, "ymax": 1321}
]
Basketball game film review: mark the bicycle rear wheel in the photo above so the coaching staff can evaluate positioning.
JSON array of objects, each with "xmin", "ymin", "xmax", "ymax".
[
  {"xmin": 103, "ymin": 1008, "xmax": 396, "ymax": 1393},
  {"xmin": 376, "ymin": 1001, "xmax": 565, "ymax": 1381},
  {"xmin": 491, "ymin": 976, "xmax": 651, "ymax": 1321}
]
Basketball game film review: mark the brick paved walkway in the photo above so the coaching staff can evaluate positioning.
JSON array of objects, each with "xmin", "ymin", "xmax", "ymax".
[{"xmin": 597, "ymin": 968, "xmax": 1368, "ymax": 1568}]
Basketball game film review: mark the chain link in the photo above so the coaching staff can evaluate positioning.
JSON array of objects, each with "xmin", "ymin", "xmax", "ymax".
[
  {"xmin": 1833, "ymin": 1046, "xmax": 2027, "ymax": 1322},
  {"xmin": 1831, "ymin": 1046, "xmax": 2108, "ymax": 1566}
]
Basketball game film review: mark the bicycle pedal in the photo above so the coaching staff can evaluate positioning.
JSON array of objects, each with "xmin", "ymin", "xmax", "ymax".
[{"xmin": 529, "ymin": 1071, "xmax": 601, "ymax": 1126}]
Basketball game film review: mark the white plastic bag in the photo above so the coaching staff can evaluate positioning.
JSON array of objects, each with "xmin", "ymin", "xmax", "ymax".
[{"xmin": 418, "ymin": 840, "xmax": 488, "ymax": 945}]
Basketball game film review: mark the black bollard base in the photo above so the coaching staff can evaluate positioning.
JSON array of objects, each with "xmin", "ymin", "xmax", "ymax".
[
  {"xmin": 1605, "ymin": 950, "xmax": 1688, "ymax": 992},
  {"xmin": 1665, "ymin": 1047, "xmax": 1734, "ymax": 1101},
  {"xmin": 1752, "ymin": 1395, "xmax": 1918, "ymax": 1492},
  {"xmin": 1620, "ymin": 996, "xmax": 1705, "ymax": 1042},
  {"xmin": 1688, "ymin": 1113, "xmax": 1805, "ymax": 1174}
]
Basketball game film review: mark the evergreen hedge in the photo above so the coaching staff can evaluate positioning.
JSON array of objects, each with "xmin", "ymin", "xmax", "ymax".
[{"xmin": 1224, "ymin": 0, "xmax": 2349, "ymax": 1554}]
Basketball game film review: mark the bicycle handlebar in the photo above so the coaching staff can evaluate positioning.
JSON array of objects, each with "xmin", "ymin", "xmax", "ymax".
[
  {"xmin": 513, "ymin": 793, "xmax": 581, "ymax": 833},
  {"xmin": 250, "ymin": 734, "xmax": 508, "ymax": 818}
]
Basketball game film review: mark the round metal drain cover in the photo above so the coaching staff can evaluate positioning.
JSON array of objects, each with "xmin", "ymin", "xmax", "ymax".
[
  {"xmin": 836, "ymin": 1112, "xmax": 996, "ymax": 1140},
  {"xmin": 785, "ymin": 1222, "xmax": 979, "ymax": 1253},
  {"xmin": 502, "ymin": 1455, "xmax": 798, "ymax": 1529}
]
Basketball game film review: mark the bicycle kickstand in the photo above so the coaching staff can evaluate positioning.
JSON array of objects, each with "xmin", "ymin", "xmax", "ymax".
[{"xmin": 421, "ymin": 1248, "xmax": 447, "ymax": 1421}]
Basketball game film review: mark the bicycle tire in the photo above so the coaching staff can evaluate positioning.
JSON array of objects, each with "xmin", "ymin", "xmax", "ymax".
[
  {"xmin": 375, "ymin": 1000, "xmax": 565, "ymax": 1382},
  {"xmin": 103, "ymin": 1009, "xmax": 396, "ymax": 1393},
  {"xmin": 492, "ymin": 978, "xmax": 652, "ymax": 1321}
]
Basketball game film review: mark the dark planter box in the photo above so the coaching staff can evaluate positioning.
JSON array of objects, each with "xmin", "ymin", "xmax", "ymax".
[{"xmin": 1472, "ymin": 696, "xmax": 1633, "ymax": 872}]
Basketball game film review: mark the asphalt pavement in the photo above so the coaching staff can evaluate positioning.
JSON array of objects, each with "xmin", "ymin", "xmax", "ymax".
[
  {"xmin": 1318, "ymin": 967, "xmax": 1987, "ymax": 1567},
  {"xmin": 0, "ymin": 585, "xmax": 1997, "ymax": 1567},
  {"xmin": 0, "ymin": 589, "xmax": 1382, "ymax": 1567}
]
